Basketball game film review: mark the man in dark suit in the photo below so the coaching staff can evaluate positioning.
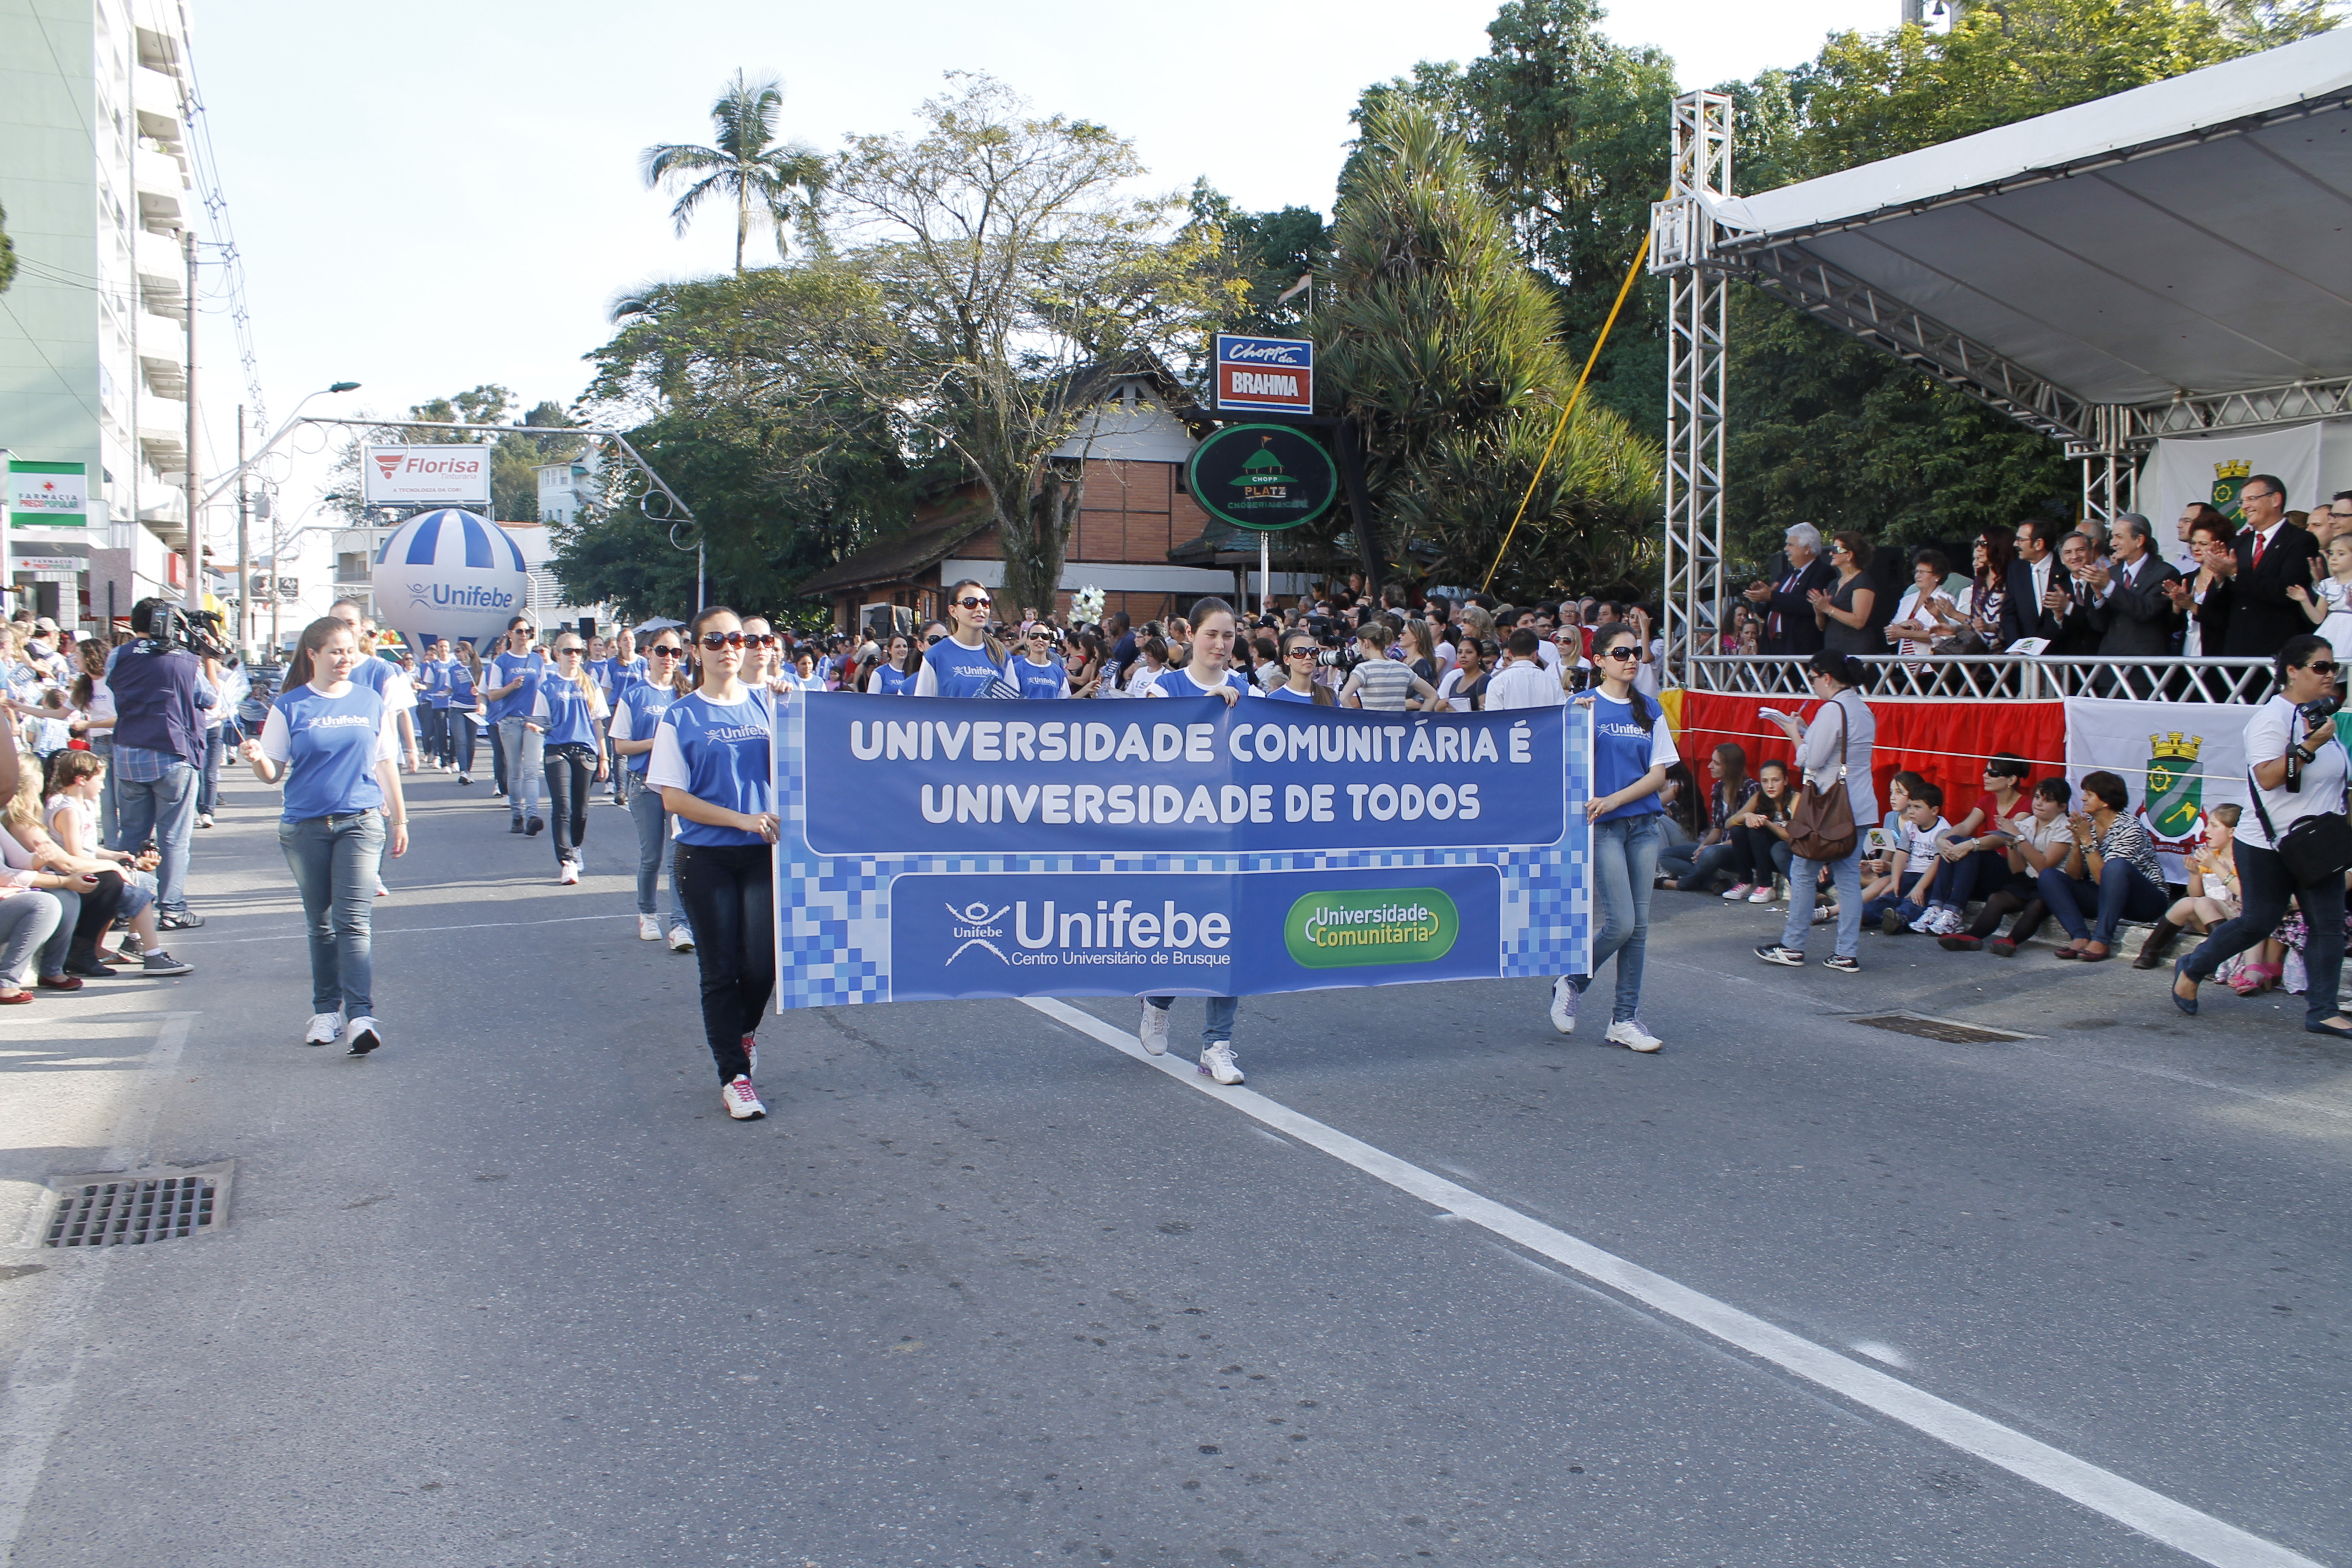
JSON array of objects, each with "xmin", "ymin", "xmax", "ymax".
[
  {"xmin": 1742, "ymin": 524, "xmax": 1836, "ymax": 656},
  {"xmin": 2087, "ymin": 512, "xmax": 2181, "ymax": 695},
  {"xmin": 2217, "ymin": 473, "xmax": 2323, "ymax": 658},
  {"xmin": 2045, "ymin": 531, "xmax": 2108, "ymax": 656},
  {"xmin": 1999, "ymin": 517, "xmax": 2067, "ymax": 649}
]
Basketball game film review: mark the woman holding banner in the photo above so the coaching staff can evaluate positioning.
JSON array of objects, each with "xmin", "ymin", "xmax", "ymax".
[
  {"xmin": 1139, "ymin": 598, "xmax": 1257, "ymax": 1082},
  {"xmin": 2172, "ymin": 634, "xmax": 2352, "ymax": 1037},
  {"xmin": 1548, "ymin": 621, "xmax": 1674, "ymax": 1053},
  {"xmin": 650, "ymin": 607, "xmax": 780, "ymax": 1121},
  {"xmin": 914, "ymin": 580, "xmax": 1015, "ymax": 698}
]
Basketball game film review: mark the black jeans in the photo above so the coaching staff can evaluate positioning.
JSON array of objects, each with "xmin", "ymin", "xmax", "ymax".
[
  {"xmin": 2185, "ymin": 840, "xmax": 2348, "ymax": 1027},
  {"xmin": 675, "ymin": 842, "xmax": 775, "ymax": 1081},
  {"xmin": 542, "ymin": 744, "xmax": 597, "ymax": 865}
]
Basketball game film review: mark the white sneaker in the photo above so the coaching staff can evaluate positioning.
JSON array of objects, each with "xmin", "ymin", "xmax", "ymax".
[
  {"xmin": 1548, "ymin": 975, "xmax": 1580, "ymax": 1035},
  {"xmin": 638, "ymin": 914, "xmax": 662, "ymax": 941},
  {"xmin": 1936, "ymin": 907, "xmax": 1967, "ymax": 935},
  {"xmin": 344, "ymin": 1016, "xmax": 383, "ymax": 1056},
  {"xmin": 195, "ymin": 813, "xmax": 215, "ymax": 829},
  {"xmin": 1605, "ymin": 1017, "xmax": 1664, "ymax": 1053},
  {"xmin": 558, "ymin": 862, "xmax": 580, "ymax": 885},
  {"xmin": 1198, "ymin": 1041, "xmax": 1244, "ymax": 1085},
  {"xmin": 668, "ymin": 927, "xmax": 695, "ymax": 953},
  {"xmin": 374, "ymin": 881, "xmax": 390, "ymax": 899},
  {"xmin": 1137, "ymin": 1003, "xmax": 1170, "ymax": 1055},
  {"xmin": 1907, "ymin": 906, "xmax": 1940, "ymax": 934},
  {"xmin": 721, "ymin": 1075, "xmax": 765, "ymax": 1120},
  {"xmin": 1747, "ymin": 885, "xmax": 1774, "ymax": 904},
  {"xmin": 303, "ymin": 1010, "xmax": 344, "ymax": 1046},
  {"xmin": 1721, "ymin": 882, "xmax": 1753, "ymax": 901},
  {"xmin": 743, "ymin": 1034, "xmax": 759, "ymax": 1076}
]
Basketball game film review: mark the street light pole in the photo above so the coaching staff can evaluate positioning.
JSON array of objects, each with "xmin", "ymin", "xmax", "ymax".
[{"xmin": 182, "ymin": 229, "xmax": 200, "ymax": 610}]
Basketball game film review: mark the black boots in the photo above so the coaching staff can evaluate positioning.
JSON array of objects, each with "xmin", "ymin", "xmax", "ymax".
[{"xmin": 2132, "ymin": 918, "xmax": 2184, "ymax": 970}]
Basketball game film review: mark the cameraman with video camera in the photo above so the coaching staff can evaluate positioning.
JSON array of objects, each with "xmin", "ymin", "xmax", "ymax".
[{"xmin": 105, "ymin": 597, "xmax": 216, "ymax": 929}]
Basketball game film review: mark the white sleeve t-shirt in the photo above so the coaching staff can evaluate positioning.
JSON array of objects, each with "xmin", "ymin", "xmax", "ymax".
[
  {"xmin": 2238, "ymin": 695, "xmax": 2350, "ymax": 850},
  {"xmin": 257, "ymin": 695, "xmax": 402, "ymax": 765}
]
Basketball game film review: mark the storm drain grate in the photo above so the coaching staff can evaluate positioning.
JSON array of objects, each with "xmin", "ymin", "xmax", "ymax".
[
  {"xmin": 43, "ymin": 1166, "xmax": 230, "ymax": 1248},
  {"xmin": 1850, "ymin": 1013, "xmax": 2027, "ymax": 1046}
]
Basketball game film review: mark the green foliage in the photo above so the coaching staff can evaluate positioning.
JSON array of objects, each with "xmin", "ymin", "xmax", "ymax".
[
  {"xmin": 643, "ymin": 70, "xmax": 826, "ymax": 275},
  {"xmin": 0, "ymin": 201, "xmax": 15, "ymax": 295},
  {"xmin": 1323, "ymin": 99, "xmax": 1660, "ymax": 596},
  {"xmin": 1186, "ymin": 180, "xmax": 1332, "ymax": 336}
]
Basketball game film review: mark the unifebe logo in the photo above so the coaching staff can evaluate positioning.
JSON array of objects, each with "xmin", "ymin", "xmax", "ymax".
[{"xmin": 1283, "ymin": 888, "xmax": 1457, "ymax": 968}]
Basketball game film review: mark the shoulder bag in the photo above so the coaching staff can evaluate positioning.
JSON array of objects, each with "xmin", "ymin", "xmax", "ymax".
[
  {"xmin": 1786, "ymin": 698, "xmax": 1859, "ymax": 862},
  {"xmin": 2246, "ymin": 744, "xmax": 2352, "ymax": 888}
]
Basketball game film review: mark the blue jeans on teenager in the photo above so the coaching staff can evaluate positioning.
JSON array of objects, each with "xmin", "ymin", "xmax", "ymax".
[
  {"xmin": 623, "ymin": 772, "xmax": 690, "ymax": 935},
  {"xmin": 116, "ymin": 760, "xmax": 199, "ymax": 912},
  {"xmin": 2037, "ymin": 859, "xmax": 2169, "ymax": 946},
  {"xmin": 1145, "ymin": 994, "xmax": 1239, "ymax": 1047},
  {"xmin": 2183, "ymin": 840, "xmax": 2348, "ymax": 1028},
  {"xmin": 498, "ymin": 718, "xmax": 544, "ymax": 821},
  {"xmin": 1929, "ymin": 847, "xmax": 2009, "ymax": 910},
  {"xmin": 197, "ymin": 726, "xmax": 226, "ymax": 817},
  {"xmin": 1573, "ymin": 811, "xmax": 1662, "ymax": 1024},
  {"xmin": 0, "ymin": 892, "xmax": 64, "ymax": 987},
  {"xmin": 279, "ymin": 812, "xmax": 386, "ymax": 1019},
  {"xmin": 1782, "ymin": 843, "xmax": 1864, "ymax": 959},
  {"xmin": 1660, "ymin": 837, "xmax": 1745, "ymax": 891}
]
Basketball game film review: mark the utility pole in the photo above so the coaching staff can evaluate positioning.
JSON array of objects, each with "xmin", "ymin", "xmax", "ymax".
[
  {"xmin": 235, "ymin": 405, "xmax": 249, "ymax": 650},
  {"xmin": 182, "ymin": 229, "xmax": 200, "ymax": 612}
]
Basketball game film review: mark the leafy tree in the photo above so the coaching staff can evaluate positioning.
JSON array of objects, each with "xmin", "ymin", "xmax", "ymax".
[
  {"xmin": 0, "ymin": 202, "xmax": 15, "ymax": 295},
  {"xmin": 643, "ymin": 70, "xmax": 827, "ymax": 275},
  {"xmin": 1323, "ymin": 99, "xmax": 1659, "ymax": 596},
  {"xmin": 820, "ymin": 73, "xmax": 1235, "ymax": 615},
  {"xmin": 1186, "ymin": 181, "xmax": 1332, "ymax": 336}
]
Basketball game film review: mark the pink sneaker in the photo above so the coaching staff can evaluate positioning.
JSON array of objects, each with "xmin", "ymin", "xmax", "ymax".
[{"xmin": 1721, "ymin": 883, "xmax": 1754, "ymax": 900}]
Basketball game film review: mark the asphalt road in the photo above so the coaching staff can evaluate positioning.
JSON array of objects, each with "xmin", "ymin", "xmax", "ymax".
[{"xmin": 0, "ymin": 771, "xmax": 2345, "ymax": 1567}]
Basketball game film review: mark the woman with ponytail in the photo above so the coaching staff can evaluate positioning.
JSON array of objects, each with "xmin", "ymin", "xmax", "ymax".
[
  {"xmin": 530, "ymin": 633, "xmax": 610, "ymax": 885},
  {"xmin": 1754, "ymin": 650, "xmax": 1877, "ymax": 973}
]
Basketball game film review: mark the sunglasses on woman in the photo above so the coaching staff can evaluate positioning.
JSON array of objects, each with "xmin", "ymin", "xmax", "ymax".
[
  {"xmin": 955, "ymin": 596, "xmax": 992, "ymax": 611},
  {"xmin": 1599, "ymin": 646, "xmax": 1641, "ymax": 661},
  {"xmin": 699, "ymin": 631, "xmax": 752, "ymax": 649},
  {"xmin": 649, "ymin": 645, "xmax": 683, "ymax": 657}
]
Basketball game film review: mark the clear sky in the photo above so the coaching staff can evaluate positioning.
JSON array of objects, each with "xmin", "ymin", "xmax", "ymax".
[{"xmin": 187, "ymin": 0, "xmax": 1898, "ymax": 563}]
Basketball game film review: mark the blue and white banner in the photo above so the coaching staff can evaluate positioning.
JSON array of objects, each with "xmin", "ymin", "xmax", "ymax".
[{"xmin": 774, "ymin": 696, "xmax": 1589, "ymax": 1009}]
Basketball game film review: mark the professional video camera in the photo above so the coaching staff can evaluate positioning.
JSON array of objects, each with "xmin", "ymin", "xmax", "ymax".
[{"xmin": 148, "ymin": 604, "xmax": 233, "ymax": 661}]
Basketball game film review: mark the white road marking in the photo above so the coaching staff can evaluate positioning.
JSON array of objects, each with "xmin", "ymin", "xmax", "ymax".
[
  {"xmin": 0, "ymin": 1011, "xmax": 197, "ymax": 1562},
  {"xmin": 1023, "ymin": 994, "xmax": 2323, "ymax": 1568}
]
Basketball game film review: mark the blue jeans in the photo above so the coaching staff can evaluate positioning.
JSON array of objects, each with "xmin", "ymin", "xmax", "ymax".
[
  {"xmin": 1929, "ymin": 847, "xmax": 2009, "ymax": 910},
  {"xmin": 624, "ymin": 772, "xmax": 689, "ymax": 930},
  {"xmin": 1732, "ymin": 824, "xmax": 1790, "ymax": 886},
  {"xmin": 198, "ymin": 726, "xmax": 226, "ymax": 816},
  {"xmin": 1781, "ymin": 843, "xmax": 1864, "ymax": 959},
  {"xmin": 0, "ymin": 892, "xmax": 64, "ymax": 987},
  {"xmin": 91, "ymin": 734, "xmax": 119, "ymax": 849},
  {"xmin": 2037, "ymin": 861, "xmax": 2169, "ymax": 945},
  {"xmin": 498, "ymin": 718, "xmax": 544, "ymax": 820},
  {"xmin": 1660, "ymin": 839, "xmax": 1745, "ymax": 890},
  {"xmin": 279, "ymin": 812, "xmax": 386, "ymax": 1019},
  {"xmin": 116, "ymin": 759, "xmax": 198, "ymax": 911},
  {"xmin": 2184, "ymin": 840, "xmax": 2348, "ymax": 1028},
  {"xmin": 1145, "ymin": 994, "xmax": 1239, "ymax": 1047},
  {"xmin": 1576, "ymin": 812, "xmax": 1662, "ymax": 1024}
]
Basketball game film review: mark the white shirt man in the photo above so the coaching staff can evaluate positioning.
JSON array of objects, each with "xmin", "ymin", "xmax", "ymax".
[{"xmin": 1483, "ymin": 630, "xmax": 1566, "ymax": 710}]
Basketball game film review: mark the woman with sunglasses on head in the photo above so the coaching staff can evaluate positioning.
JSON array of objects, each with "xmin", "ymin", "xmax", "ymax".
[
  {"xmin": 913, "ymin": 580, "xmax": 1016, "ymax": 698},
  {"xmin": 1013, "ymin": 624, "xmax": 1073, "ymax": 699},
  {"xmin": 871, "ymin": 632, "xmax": 921, "ymax": 696},
  {"xmin": 240, "ymin": 616, "xmax": 408, "ymax": 1055},
  {"xmin": 530, "ymin": 634, "xmax": 610, "ymax": 886},
  {"xmin": 650, "ymin": 608, "xmax": 780, "ymax": 1120},
  {"xmin": 2173, "ymin": 635, "xmax": 2352, "ymax": 1036},
  {"xmin": 1264, "ymin": 628, "xmax": 1337, "ymax": 706},
  {"xmin": 610, "ymin": 629, "xmax": 696, "ymax": 951},
  {"xmin": 1548, "ymin": 622, "xmax": 1675, "ymax": 1052}
]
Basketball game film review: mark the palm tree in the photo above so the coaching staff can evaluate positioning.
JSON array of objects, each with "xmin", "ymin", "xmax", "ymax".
[{"xmin": 641, "ymin": 72, "xmax": 826, "ymax": 275}]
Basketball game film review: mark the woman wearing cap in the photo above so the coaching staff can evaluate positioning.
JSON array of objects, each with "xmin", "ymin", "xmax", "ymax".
[
  {"xmin": 241, "ymin": 616, "xmax": 407, "ymax": 1055},
  {"xmin": 609, "ymin": 628, "xmax": 695, "ymax": 951},
  {"xmin": 530, "ymin": 634, "xmax": 609, "ymax": 885},
  {"xmin": 649, "ymin": 608, "xmax": 778, "ymax": 1121}
]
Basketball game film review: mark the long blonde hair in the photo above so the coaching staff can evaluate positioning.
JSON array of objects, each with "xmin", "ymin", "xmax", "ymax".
[{"xmin": 551, "ymin": 635, "xmax": 597, "ymax": 701}]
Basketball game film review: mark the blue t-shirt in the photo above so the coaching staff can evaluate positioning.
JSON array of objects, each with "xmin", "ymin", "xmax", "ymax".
[
  {"xmin": 875, "ymin": 664, "xmax": 918, "ymax": 696},
  {"xmin": 419, "ymin": 658, "xmax": 452, "ymax": 708},
  {"xmin": 265, "ymin": 683, "xmax": 390, "ymax": 823},
  {"xmin": 1013, "ymin": 655, "xmax": 1069, "ymax": 700},
  {"xmin": 1264, "ymin": 683, "xmax": 1322, "ymax": 704},
  {"xmin": 647, "ymin": 689, "xmax": 774, "ymax": 847},
  {"xmin": 487, "ymin": 650, "xmax": 543, "ymax": 723},
  {"xmin": 534, "ymin": 672, "xmax": 603, "ymax": 750},
  {"xmin": 447, "ymin": 662, "xmax": 477, "ymax": 707},
  {"xmin": 1148, "ymin": 666, "xmax": 1256, "ymax": 700},
  {"xmin": 613, "ymin": 681, "xmax": 678, "ymax": 775},
  {"xmin": 1589, "ymin": 692, "xmax": 1676, "ymax": 823},
  {"xmin": 917, "ymin": 638, "xmax": 1014, "ymax": 698}
]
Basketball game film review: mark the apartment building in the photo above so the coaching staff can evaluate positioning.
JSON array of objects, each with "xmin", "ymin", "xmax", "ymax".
[{"xmin": 0, "ymin": 0, "xmax": 204, "ymax": 630}]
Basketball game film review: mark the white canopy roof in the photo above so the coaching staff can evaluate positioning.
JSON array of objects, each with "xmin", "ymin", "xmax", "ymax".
[{"xmin": 1708, "ymin": 30, "xmax": 2352, "ymax": 438}]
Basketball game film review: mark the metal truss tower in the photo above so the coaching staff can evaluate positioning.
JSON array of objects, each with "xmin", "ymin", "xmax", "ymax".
[{"xmin": 1651, "ymin": 90, "xmax": 1734, "ymax": 688}]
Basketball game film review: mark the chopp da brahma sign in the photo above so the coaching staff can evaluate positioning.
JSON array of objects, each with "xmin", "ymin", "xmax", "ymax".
[
  {"xmin": 1213, "ymin": 334, "xmax": 1313, "ymax": 413},
  {"xmin": 1185, "ymin": 424, "xmax": 1338, "ymax": 532},
  {"xmin": 362, "ymin": 444, "xmax": 493, "ymax": 507}
]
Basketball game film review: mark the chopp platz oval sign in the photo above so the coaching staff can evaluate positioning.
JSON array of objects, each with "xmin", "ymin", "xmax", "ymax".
[{"xmin": 1185, "ymin": 423, "xmax": 1338, "ymax": 532}]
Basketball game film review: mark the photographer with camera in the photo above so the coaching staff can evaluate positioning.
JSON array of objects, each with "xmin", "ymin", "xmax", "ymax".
[
  {"xmin": 104, "ymin": 597, "xmax": 216, "ymax": 929},
  {"xmin": 2173, "ymin": 634, "xmax": 2352, "ymax": 1036}
]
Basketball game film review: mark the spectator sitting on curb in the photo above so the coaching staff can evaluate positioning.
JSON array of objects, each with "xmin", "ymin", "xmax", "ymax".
[
  {"xmin": 1937, "ymin": 777, "xmax": 2072, "ymax": 956},
  {"xmin": 1865, "ymin": 780, "xmax": 1948, "ymax": 934},
  {"xmin": 2133, "ymin": 804, "xmax": 2241, "ymax": 968}
]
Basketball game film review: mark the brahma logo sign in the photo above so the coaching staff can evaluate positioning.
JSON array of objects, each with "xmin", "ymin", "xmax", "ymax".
[
  {"xmin": 362, "ymin": 445, "xmax": 493, "ymax": 505},
  {"xmin": 1213, "ymin": 334, "xmax": 1314, "ymax": 413}
]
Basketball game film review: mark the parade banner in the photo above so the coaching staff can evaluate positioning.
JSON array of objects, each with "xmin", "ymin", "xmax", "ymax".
[
  {"xmin": 773, "ymin": 695, "xmax": 1590, "ymax": 1009},
  {"xmin": 2063, "ymin": 695, "xmax": 2256, "ymax": 880}
]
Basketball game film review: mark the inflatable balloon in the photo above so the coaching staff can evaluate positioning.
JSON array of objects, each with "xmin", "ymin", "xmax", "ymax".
[{"xmin": 371, "ymin": 508, "xmax": 532, "ymax": 652}]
